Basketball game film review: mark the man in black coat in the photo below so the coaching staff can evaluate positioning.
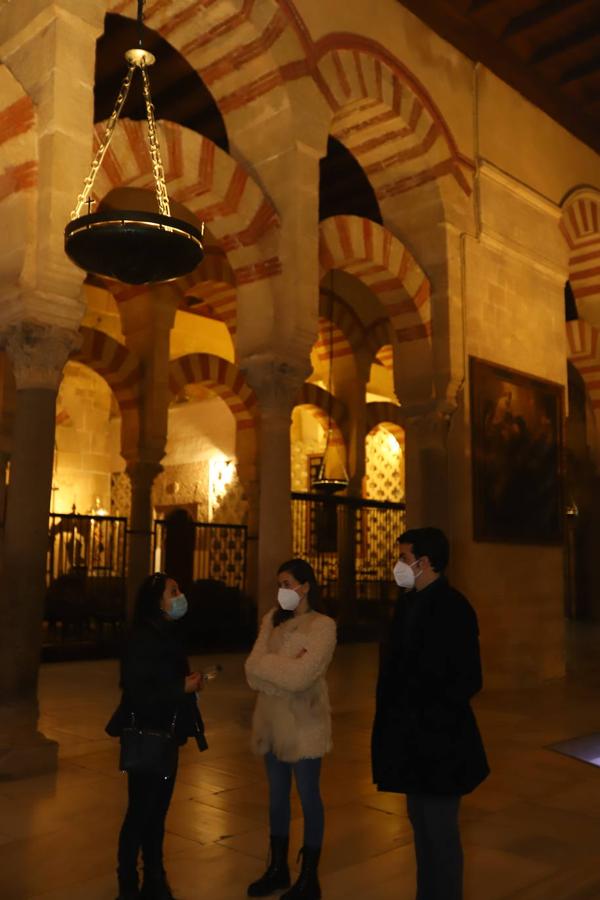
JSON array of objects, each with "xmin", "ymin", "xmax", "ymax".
[{"xmin": 371, "ymin": 527, "xmax": 489, "ymax": 900}]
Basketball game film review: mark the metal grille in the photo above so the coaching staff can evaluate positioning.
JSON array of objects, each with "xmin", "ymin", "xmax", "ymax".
[
  {"xmin": 291, "ymin": 492, "xmax": 406, "ymax": 609},
  {"xmin": 46, "ymin": 513, "xmax": 128, "ymax": 629},
  {"xmin": 153, "ymin": 520, "xmax": 247, "ymax": 590}
]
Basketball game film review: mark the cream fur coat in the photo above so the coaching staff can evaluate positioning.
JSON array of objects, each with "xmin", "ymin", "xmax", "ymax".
[{"xmin": 245, "ymin": 608, "xmax": 337, "ymax": 763}]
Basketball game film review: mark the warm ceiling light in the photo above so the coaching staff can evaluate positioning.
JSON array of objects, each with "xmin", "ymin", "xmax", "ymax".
[{"xmin": 64, "ymin": 0, "xmax": 204, "ymax": 284}]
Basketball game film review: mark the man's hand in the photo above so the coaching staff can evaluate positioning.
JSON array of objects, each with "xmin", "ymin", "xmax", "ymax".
[{"xmin": 185, "ymin": 672, "xmax": 203, "ymax": 693}]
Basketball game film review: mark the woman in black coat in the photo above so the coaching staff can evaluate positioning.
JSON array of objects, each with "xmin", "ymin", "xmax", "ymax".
[{"xmin": 106, "ymin": 573, "xmax": 208, "ymax": 900}]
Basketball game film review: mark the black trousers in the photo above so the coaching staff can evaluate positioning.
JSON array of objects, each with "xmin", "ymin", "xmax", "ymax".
[
  {"xmin": 117, "ymin": 760, "xmax": 178, "ymax": 888},
  {"xmin": 406, "ymin": 793, "xmax": 462, "ymax": 900}
]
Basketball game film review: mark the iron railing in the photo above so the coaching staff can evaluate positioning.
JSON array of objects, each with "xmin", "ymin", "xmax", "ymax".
[
  {"xmin": 45, "ymin": 513, "xmax": 128, "ymax": 633},
  {"xmin": 291, "ymin": 492, "xmax": 406, "ymax": 615},
  {"xmin": 153, "ymin": 519, "xmax": 247, "ymax": 591}
]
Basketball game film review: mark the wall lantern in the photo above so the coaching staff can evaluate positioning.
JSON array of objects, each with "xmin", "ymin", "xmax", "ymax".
[{"xmin": 64, "ymin": 0, "xmax": 204, "ymax": 285}]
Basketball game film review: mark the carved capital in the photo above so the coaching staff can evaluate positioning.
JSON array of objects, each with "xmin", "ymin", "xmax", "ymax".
[
  {"xmin": 3, "ymin": 322, "xmax": 81, "ymax": 391},
  {"xmin": 241, "ymin": 353, "xmax": 311, "ymax": 418},
  {"xmin": 404, "ymin": 408, "xmax": 452, "ymax": 449},
  {"xmin": 126, "ymin": 459, "xmax": 163, "ymax": 491}
]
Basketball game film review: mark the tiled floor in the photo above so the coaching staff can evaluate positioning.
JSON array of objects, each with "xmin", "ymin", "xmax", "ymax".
[{"xmin": 4, "ymin": 624, "xmax": 600, "ymax": 899}]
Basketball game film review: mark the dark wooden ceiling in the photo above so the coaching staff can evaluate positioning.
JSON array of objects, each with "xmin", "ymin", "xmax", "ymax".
[{"xmin": 397, "ymin": 0, "xmax": 600, "ymax": 154}]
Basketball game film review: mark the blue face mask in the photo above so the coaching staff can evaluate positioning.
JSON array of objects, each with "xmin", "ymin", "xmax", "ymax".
[{"xmin": 167, "ymin": 594, "xmax": 188, "ymax": 620}]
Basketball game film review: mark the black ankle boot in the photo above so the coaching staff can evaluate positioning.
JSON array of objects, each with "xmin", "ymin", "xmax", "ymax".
[
  {"xmin": 281, "ymin": 846, "xmax": 321, "ymax": 900},
  {"xmin": 247, "ymin": 835, "xmax": 291, "ymax": 897},
  {"xmin": 116, "ymin": 876, "xmax": 140, "ymax": 900},
  {"xmin": 140, "ymin": 870, "xmax": 177, "ymax": 900}
]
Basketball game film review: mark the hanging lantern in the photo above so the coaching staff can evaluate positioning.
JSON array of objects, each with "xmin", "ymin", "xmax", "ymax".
[
  {"xmin": 64, "ymin": 1, "xmax": 204, "ymax": 285},
  {"xmin": 312, "ymin": 272, "xmax": 349, "ymax": 495}
]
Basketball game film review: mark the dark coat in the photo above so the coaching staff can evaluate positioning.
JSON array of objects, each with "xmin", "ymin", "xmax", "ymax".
[
  {"xmin": 106, "ymin": 618, "xmax": 208, "ymax": 750},
  {"xmin": 371, "ymin": 576, "xmax": 489, "ymax": 795}
]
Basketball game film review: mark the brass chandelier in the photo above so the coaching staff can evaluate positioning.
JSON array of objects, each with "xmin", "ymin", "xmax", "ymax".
[
  {"xmin": 64, "ymin": 0, "xmax": 204, "ymax": 285},
  {"xmin": 312, "ymin": 272, "xmax": 349, "ymax": 495}
]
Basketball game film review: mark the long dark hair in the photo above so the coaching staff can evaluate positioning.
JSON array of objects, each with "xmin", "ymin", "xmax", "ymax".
[
  {"xmin": 273, "ymin": 558, "xmax": 328, "ymax": 627},
  {"xmin": 133, "ymin": 572, "xmax": 169, "ymax": 626}
]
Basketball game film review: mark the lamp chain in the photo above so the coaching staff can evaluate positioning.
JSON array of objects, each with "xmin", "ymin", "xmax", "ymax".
[
  {"xmin": 70, "ymin": 65, "xmax": 136, "ymax": 220},
  {"xmin": 140, "ymin": 60, "xmax": 171, "ymax": 218}
]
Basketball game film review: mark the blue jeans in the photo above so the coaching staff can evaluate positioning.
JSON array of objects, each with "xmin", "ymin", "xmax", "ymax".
[{"xmin": 264, "ymin": 752, "xmax": 324, "ymax": 848}]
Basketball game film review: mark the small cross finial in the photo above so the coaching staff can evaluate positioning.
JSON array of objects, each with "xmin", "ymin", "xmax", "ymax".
[{"xmin": 85, "ymin": 197, "xmax": 95, "ymax": 215}]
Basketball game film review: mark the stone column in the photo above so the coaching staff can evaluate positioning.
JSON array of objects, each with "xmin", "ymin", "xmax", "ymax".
[
  {"xmin": 243, "ymin": 355, "xmax": 309, "ymax": 617},
  {"xmin": 0, "ymin": 322, "xmax": 78, "ymax": 778},
  {"xmin": 403, "ymin": 409, "xmax": 451, "ymax": 533},
  {"xmin": 126, "ymin": 459, "xmax": 162, "ymax": 615},
  {"xmin": 119, "ymin": 286, "xmax": 178, "ymax": 610},
  {"xmin": 335, "ymin": 354, "xmax": 370, "ymax": 628}
]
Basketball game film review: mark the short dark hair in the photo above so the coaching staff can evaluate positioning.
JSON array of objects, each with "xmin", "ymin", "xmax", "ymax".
[
  {"xmin": 133, "ymin": 572, "xmax": 169, "ymax": 625},
  {"xmin": 273, "ymin": 557, "xmax": 328, "ymax": 626},
  {"xmin": 398, "ymin": 527, "xmax": 449, "ymax": 573}
]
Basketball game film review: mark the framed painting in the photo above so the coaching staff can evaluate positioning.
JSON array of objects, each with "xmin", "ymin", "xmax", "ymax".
[{"xmin": 470, "ymin": 357, "xmax": 564, "ymax": 544}]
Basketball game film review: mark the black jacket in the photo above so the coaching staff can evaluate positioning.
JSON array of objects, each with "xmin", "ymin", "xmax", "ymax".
[
  {"xmin": 106, "ymin": 618, "xmax": 208, "ymax": 750},
  {"xmin": 371, "ymin": 576, "xmax": 489, "ymax": 795}
]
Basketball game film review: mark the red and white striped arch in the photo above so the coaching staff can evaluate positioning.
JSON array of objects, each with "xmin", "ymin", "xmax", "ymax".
[
  {"xmin": 318, "ymin": 289, "xmax": 366, "ymax": 361},
  {"xmin": 181, "ymin": 246, "xmax": 238, "ymax": 335},
  {"xmin": 91, "ymin": 119, "xmax": 281, "ymax": 283},
  {"xmin": 566, "ymin": 319, "xmax": 600, "ymax": 412},
  {"xmin": 317, "ymin": 42, "xmax": 472, "ymax": 201},
  {"xmin": 314, "ymin": 319, "xmax": 352, "ymax": 365},
  {"xmin": 319, "ymin": 215, "xmax": 432, "ymax": 348},
  {"xmin": 295, "ymin": 383, "xmax": 347, "ymax": 448},
  {"xmin": 107, "ymin": 0, "xmax": 300, "ymax": 124},
  {"xmin": 365, "ymin": 318, "xmax": 395, "ymax": 363},
  {"xmin": 366, "ymin": 401, "xmax": 404, "ymax": 435},
  {"xmin": 71, "ymin": 327, "xmax": 142, "ymax": 413},
  {"xmin": 561, "ymin": 189, "xmax": 600, "ymax": 308},
  {"xmin": 168, "ymin": 353, "xmax": 257, "ymax": 430},
  {"xmin": 0, "ymin": 66, "xmax": 37, "ymax": 286},
  {"xmin": 374, "ymin": 346, "xmax": 394, "ymax": 370},
  {"xmin": 105, "ymin": 4, "xmax": 470, "ymax": 203}
]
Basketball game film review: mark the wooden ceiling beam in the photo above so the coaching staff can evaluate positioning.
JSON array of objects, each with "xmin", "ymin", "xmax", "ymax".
[
  {"xmin": 503, "ymin": 0, "xmax": 590, "ymax": 38},
  {"xmin": 560, "ymin": 55, "xmax": 600, "ymax": 84},
  {"xmin": 395, "ymin": 0, "xmax": 600, "ymax": 153},
  {"xmin": 530, "ymin": 23, "xmax": 600, "ymax": 64}
]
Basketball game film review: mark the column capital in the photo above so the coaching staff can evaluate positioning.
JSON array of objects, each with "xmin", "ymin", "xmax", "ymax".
[
  {"xmin": 3, "ymin": 322, "xmax": 80, "ymax": 391},
  {"xmin": 241, "ymin": 353, "xmax": 311, "ymax": 417},
  {"xmin": 404, "ymin": 408, "xmax": 452, "ymax": 449},
  {"xmin": 125, "ymin": 458, "xmax": 163, "ymax": 485}
]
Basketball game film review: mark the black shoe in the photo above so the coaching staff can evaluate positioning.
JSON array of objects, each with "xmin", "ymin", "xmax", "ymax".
[
  {"xmin": 140, "ymin": 872, "xmax": 177, "ymax": 900},
  {"xmin": 247, "ymin": 835, "xmax": 291, "ymax": 897},
  {"xmin": 281, "ymin": 846, "xmax": 321, "ymax": 900},
  {"xmin": 116, "ymin": 878, "xmax": 140, "ymax": 900}
]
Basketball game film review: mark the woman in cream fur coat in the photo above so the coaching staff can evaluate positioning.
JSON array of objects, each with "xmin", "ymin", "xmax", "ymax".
[{"xmin": 245, "ymin": 558, "xmax": 337, "ymax": 900}]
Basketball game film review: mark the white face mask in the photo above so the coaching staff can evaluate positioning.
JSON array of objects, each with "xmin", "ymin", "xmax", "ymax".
[
  {"xmin": 393, "ymin": 560, "xmax": 418, "ymax": 590},
  {"xmin": 277, "ymin": 587, "xmax": 301, "ymax": 611}
]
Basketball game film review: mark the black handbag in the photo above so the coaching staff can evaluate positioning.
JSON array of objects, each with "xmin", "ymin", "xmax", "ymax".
[{"xmin": 119, "ymin": 711, "xmax": 178, "ymax": 778}]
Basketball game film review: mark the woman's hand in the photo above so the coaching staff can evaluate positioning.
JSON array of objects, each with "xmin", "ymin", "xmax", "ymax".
[{"xmin": 185, "ymin": 672, "xmax": 203, "ymax": 693}]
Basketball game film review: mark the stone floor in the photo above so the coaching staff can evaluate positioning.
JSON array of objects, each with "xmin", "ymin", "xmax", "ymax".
[{"xmin": 4, "ymin": 624, "xmax": 600, "ymax": 899}]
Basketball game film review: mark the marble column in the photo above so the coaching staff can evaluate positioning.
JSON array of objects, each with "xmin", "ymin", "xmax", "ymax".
[
  {"xmin": 243, "ymin": 355, "xmax": 310, "ymax": 617},
  {"xmin": 0, "ymin": 322, "xmax": 78, "ymax": 778},
  {"xmin": 126, "ymin": 459, "xmax": 162, "ymax": 617}
]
